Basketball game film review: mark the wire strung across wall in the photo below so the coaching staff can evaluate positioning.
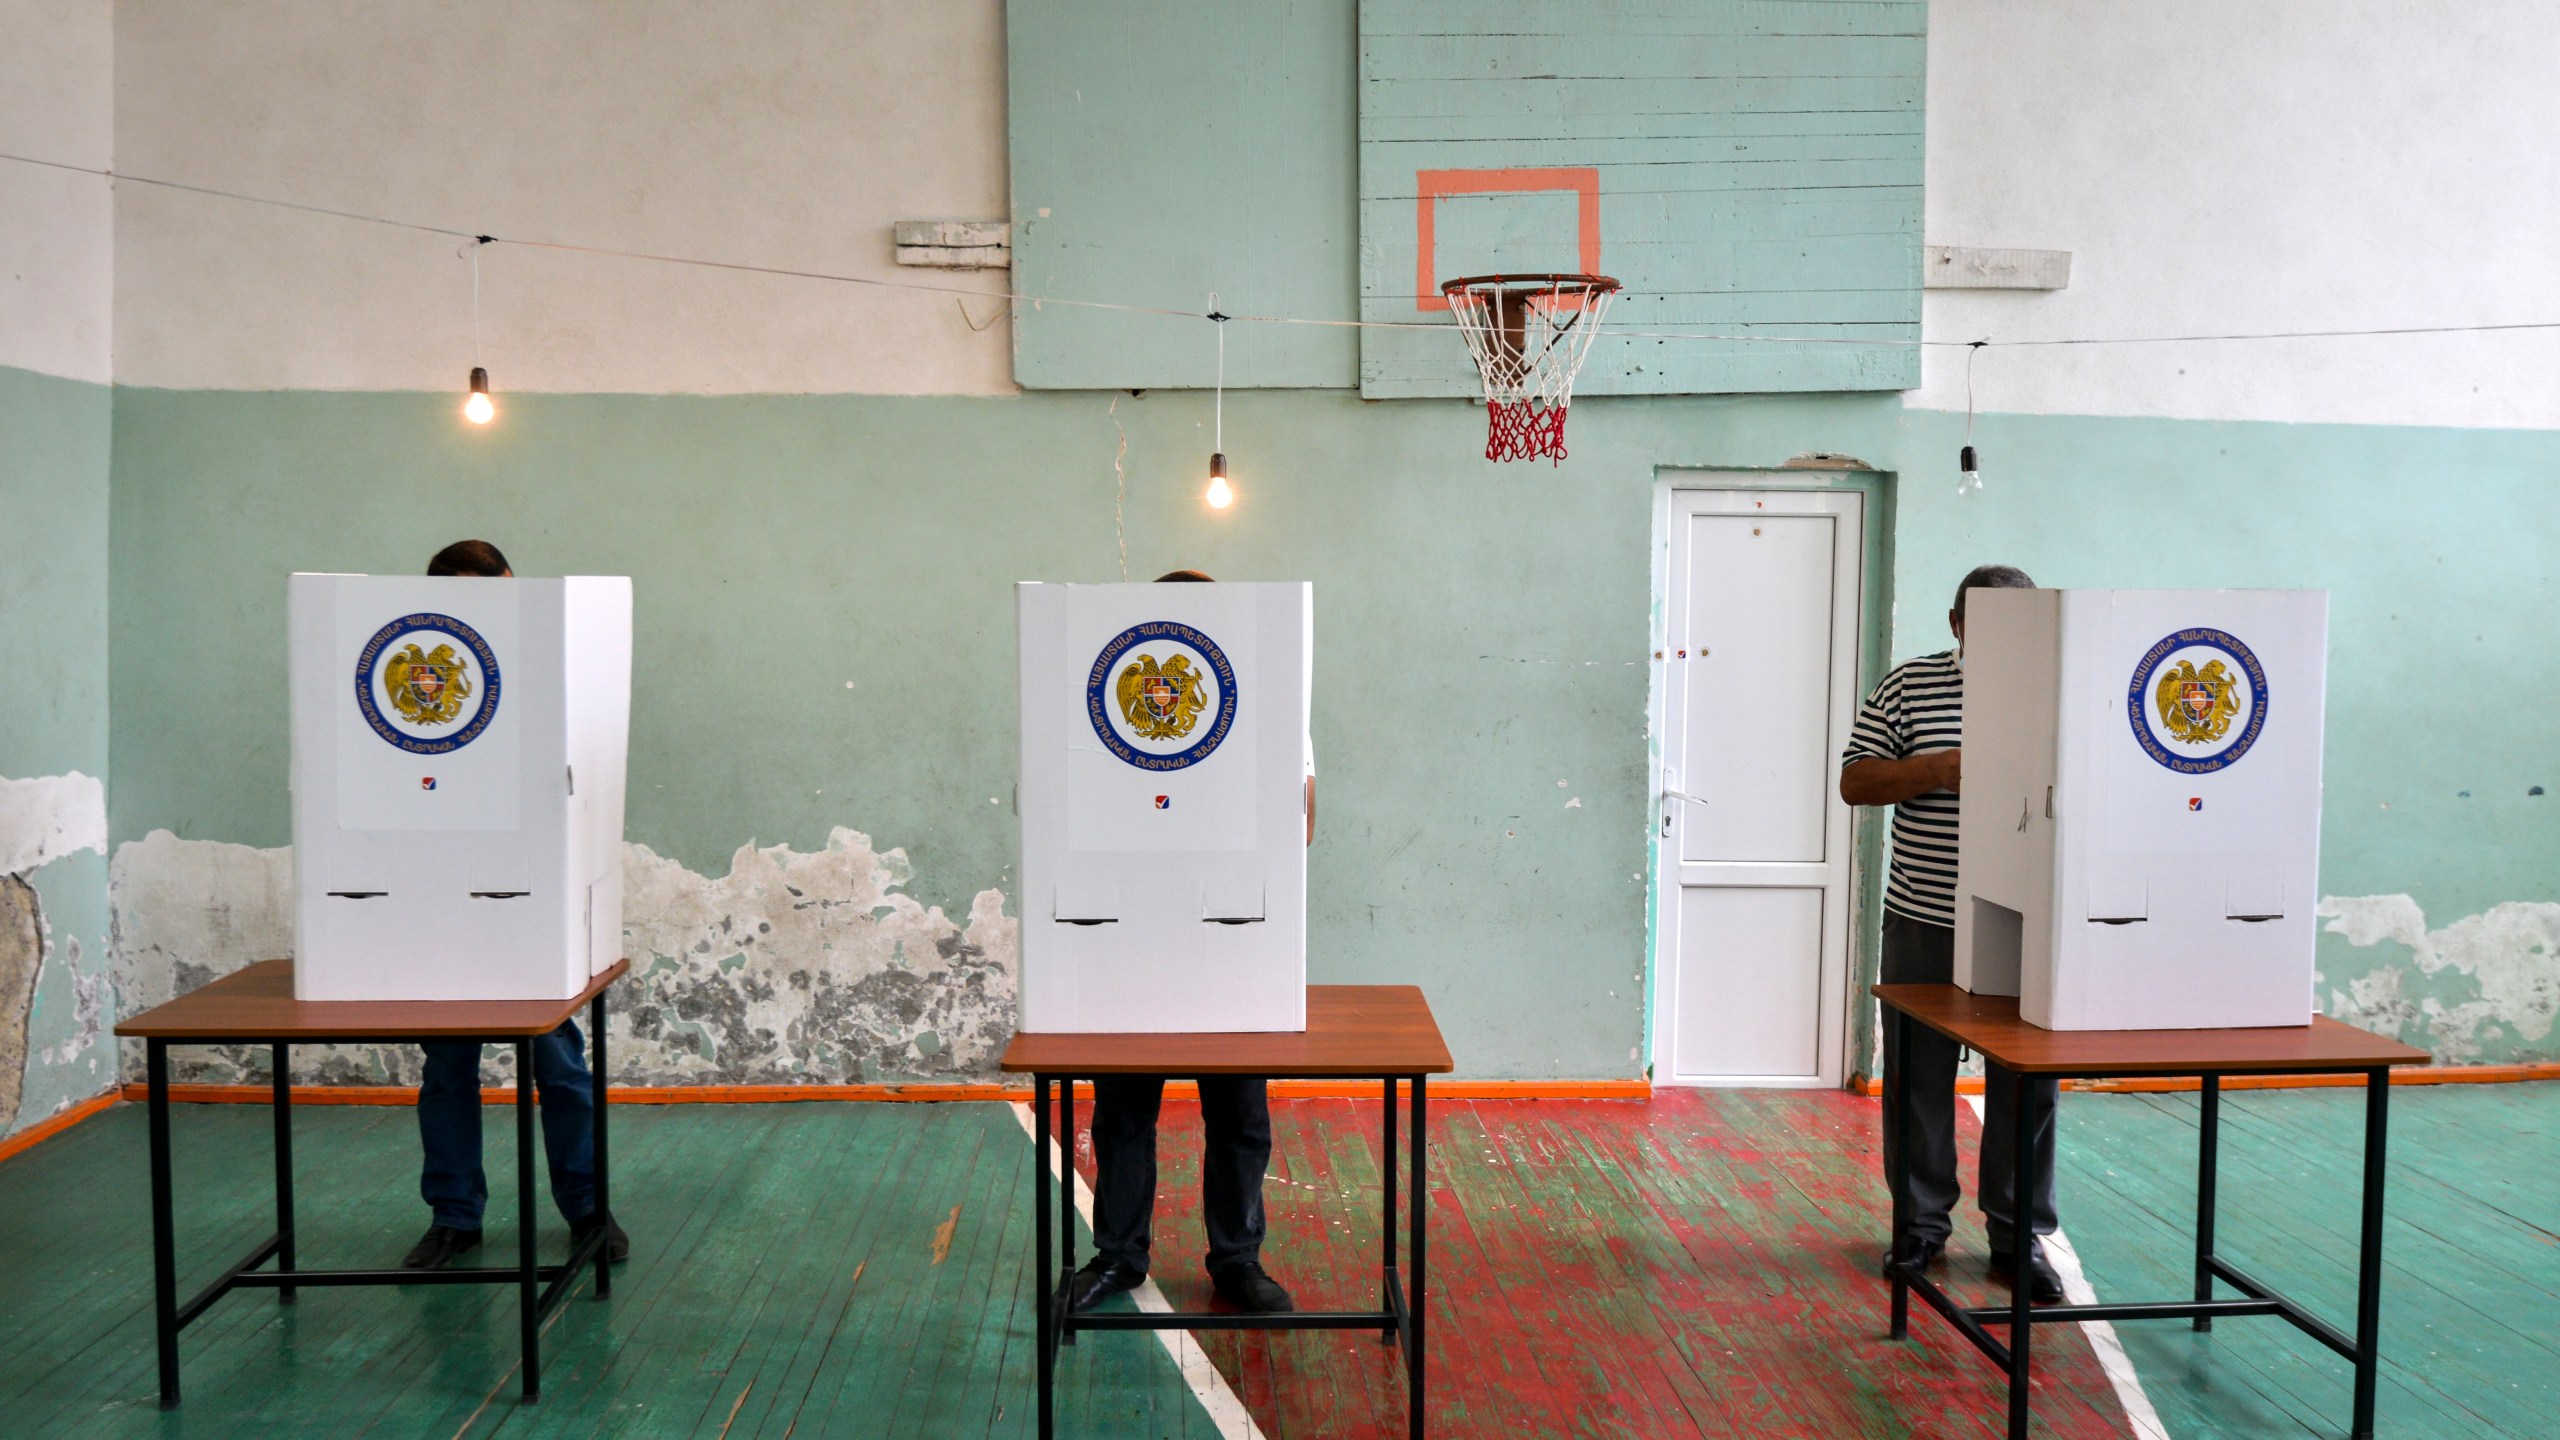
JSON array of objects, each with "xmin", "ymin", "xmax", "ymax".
[{"xmin": 9, "ymin": 148, "xmax": 2560, "ymax": 354}]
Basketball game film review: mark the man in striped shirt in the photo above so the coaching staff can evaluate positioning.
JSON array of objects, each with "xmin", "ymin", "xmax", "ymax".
[{"xmin": 1840, "ymin": 563, "xmax": 2064, "ymax": 1304}]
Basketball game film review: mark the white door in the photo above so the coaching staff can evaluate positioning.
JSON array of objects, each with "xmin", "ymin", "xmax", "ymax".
[{"xmin": 1653, "ymin": 486, "xmax": 1866, "ymax": 1087}]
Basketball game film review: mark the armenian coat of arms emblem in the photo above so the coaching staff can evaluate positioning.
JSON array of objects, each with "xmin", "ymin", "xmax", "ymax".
[
  {"xmin": 2152, "ymin": 657, "xmax": 2239, "ymax": 746},
  {"xmin": 1085, "ymin": 620, "xmax": 1238, "ymax": 772},
  {"xmin": 354, "ymin": 612, "xmax": 504, "ymax": 756},
  {"xmin": 1115, "ymin": 653, "xmax": 1207, "ymax": 740},
  {"xmin": 383, "ymin": 642, "xmax": 473, "ymax": 727},
  {"xmin": 2125, "ymin": 627, "xmax": 2267, "ymax": 774}
]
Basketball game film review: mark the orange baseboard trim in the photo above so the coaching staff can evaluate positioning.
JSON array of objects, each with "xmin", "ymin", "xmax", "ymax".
[
  {"xmin": 0, "ymin": 1088, "xmax": 123, "ymax": 1165},
  {"xmin": 1849, "ymin": 1061, "xmax": 2559, "ymax": 1098},
  {"xmin": 119, "ymin": 1077, "xmax": 1656, "ymax": 1106}
]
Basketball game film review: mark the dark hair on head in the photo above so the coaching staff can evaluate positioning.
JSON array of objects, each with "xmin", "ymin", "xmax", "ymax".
[
  {"xmin": 427, "ymin": 539, "xmax": 511, "ymax": 577},
  {"xmin": 1154, "ymin": 569, "xmax": 1215, "ymax": 583},
  {"xmin": 1952, "ymin": 563, "xmax": 2034, "ymax": 622}
]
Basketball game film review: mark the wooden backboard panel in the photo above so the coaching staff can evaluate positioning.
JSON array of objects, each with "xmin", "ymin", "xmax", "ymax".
[{"xmin": 1358, "ymin": 2, "xmax": 1925, "ymax": 398}]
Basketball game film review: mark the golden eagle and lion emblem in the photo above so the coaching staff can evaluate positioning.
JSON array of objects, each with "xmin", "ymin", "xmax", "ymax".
[
  {"xmin": 2153, "ymin": 657, "xmax": 2240, "ymax": 745},
  {"xmin": 1115, "ymin": 653, "xmax": 1208, "ymax": 741},
  {"xmin": 383, "ymin": 642, "xmax": 473, "ymax": 727}
]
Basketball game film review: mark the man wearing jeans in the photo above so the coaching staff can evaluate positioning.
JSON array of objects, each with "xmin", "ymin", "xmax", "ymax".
[
  {"xmin": 1839, "ymin": 563, "xmax": 2063, "ymax": 1303},
  {"xmin": 399, "ymin": 539, "xmax": 629, "ymax": 1272}
]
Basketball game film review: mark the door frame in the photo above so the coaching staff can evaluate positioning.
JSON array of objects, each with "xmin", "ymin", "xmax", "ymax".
[{"xmin": 1645, "ymin": 467, "xmax": 1898, "ymax": 1088}]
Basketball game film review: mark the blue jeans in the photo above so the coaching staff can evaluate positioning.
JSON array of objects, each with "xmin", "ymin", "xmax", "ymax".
[{"xmin": 417, "ymin": 1021, "xmax": 598, "ymax": 1231}]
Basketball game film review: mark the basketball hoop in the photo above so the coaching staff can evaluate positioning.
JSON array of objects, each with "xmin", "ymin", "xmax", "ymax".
[{"xmin": 1441, "ymin": 273, "xmax": 1620, "ymax": 463}]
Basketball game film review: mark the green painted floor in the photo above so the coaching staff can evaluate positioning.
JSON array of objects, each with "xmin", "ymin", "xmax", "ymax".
[
  {"xmin": 2053, "ymin": 1084, "xmax": 2560, "ymax": 1439},
  {"xmin": 0, "ymin": 1085, "xmax": 2551, "ymax": 1438}
]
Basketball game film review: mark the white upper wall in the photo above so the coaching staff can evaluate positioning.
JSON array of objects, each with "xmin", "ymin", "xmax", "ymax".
[
  {"xmin": 112, "ymin": 0, "xmax": 1011, "ymax": 395},
  {"xmin": 0, "ymin": 0, "xmax": 114, "ymax": 383},
  {"xmin": 1917, "ymin": 0, "xmax": 2560, "ymax": 429}
]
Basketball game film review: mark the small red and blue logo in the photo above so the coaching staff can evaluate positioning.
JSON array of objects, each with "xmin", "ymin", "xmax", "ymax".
[
  {"xmin": 421, "ymin": 777, "xmax": 438, "ymax": 791},
  {"xmin": 2187, "ymin": 796, "xmax": 2202, "ymax": 811},
  {"xmin": 1154, "ymin": 795, "xmax": 1170, "ymax": 809}
]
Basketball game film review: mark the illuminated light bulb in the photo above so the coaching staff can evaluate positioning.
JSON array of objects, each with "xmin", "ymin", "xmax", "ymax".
[
  {"xmin": 1956, "ymin": 443, "xmax": 1982, "ymax": 498},
  {"xmin": 1205, "ymin": 451, "xmax": 1234, "ymax": 509},
  {"xmin": 464, "ymin": 366, "xmax": 495, "ymax": 425}
]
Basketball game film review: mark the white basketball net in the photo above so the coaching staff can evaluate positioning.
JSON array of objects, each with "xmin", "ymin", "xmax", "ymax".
[{"xmin": 1443, "ymin": 275, "xmax": 1620, "ymax": 463}]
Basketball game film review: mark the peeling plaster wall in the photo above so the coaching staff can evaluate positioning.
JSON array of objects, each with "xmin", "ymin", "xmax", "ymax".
[
  {"xmin": 0, "ymin": 373, "xmax": 117, "ymax": 1135},
  {"xmin": 110, "ymin": 828, "xmax": 1015, "ymax": 1086},
  {"xmin": 2317, "ymin": 896, "xmax": 2560, "ymax": 1064}
]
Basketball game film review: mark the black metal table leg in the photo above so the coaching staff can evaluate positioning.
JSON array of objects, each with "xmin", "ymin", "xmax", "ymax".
[
  {"xmin": 2006, "ymin": 1063, "xmax": 2032, "ymax": 1440},
  {"xmin": 1381, "ymin": 1076, "xmax": 1400, "ymax": 1347},
  {"xmin": 149, "ymin": 1040, "xmax": 180, "ymax": 1409},
  {"xmin": 1035, "ymin": 1074, "xmax": 1055, "ymax": 1440},
  {"xmin": 2194, "ymin": 1072, "xmax": 2220, "ymax": 1331},
  {"xmin": 1059, "ymin": 1077, "xmax": 1078, "ymax": 1348},
  {"xmin": 590, "ymin": 995, "xmax": 612, "ymax": 1299},
  {"xmin": 2351, "ymin": 1067, "xmax": 2389, "ymax": 1440},
  {"xmin": 273, "ymin": 1042, "xmax": 297, "ymax": 1305},
  {"xmin": 1409, "ymin": 1073, "xmax": 1428, "ymax": 1440},
  {"xmin": 1886, "ymin": 1007, "xmax": 1911, "ymax": 1340},
  {"xmin": 517, "ymin": 1040, "xmax": 540, "ymax": 1402}
]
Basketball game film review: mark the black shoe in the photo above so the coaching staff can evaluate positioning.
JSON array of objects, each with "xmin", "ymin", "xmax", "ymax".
[
  {"xmin": 570, "ymin": 1211, "xmax": 630, "ymax": 1263},
  {"xmin": 401, "ymin": 1224, "xmax": 483, "ymax": 1271},
  {"xmin": 1211, "ymin": 1261, "xmax": 1294, "ymax": 1314},
  {"xmin": 1987, "ymin": 1243, "xmax": 2066, "ymax": 1304},
  {"xmin": 1068, "ymin": 1257, "xmax": 1146, "ymax": 1313},
  {"xmin": 1880, "ymin": 1235, "xmax": 1945, "ymax": 1280}
]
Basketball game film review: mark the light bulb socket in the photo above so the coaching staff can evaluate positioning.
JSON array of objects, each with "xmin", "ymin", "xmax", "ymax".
[
  {"xmin": 469, "ymin": 366, "xmax": 490, "ymax": 396},
  {"xmin": 1210, "ymin": 452, "xmax": 1227, "ymax": 479},
  {"xmin": 1958, "ymin": 444, "xmax": 1978, "ymax": 476}
]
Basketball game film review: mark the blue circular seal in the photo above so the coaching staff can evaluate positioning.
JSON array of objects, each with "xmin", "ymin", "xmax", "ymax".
[
  {"xmin": 2126, "ymin": 627, "xmax": 2266, "ymax": 774},
  {"xmin": 354, "ymin": 612, "xmax": 504, "ymax": 755},
  {"xmin": 1086, "ymin": 621, "xmax": 1239, "ymax": 772}
]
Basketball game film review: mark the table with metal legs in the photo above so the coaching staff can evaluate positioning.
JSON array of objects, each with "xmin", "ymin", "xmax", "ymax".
[
  {"xmin": 1874, "ymin": 983, "xmax": 2428, "ymax": 1440},
  {"xmin": 115, "ymin": 958, "xmax": 629, "ymax": 1408},
  {"xmin": 1001, "ymin": 985, "xmax": 1453, "ymax": 1440}
]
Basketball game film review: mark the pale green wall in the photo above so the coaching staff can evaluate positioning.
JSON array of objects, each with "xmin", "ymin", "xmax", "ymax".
[
  {"xmin": 103, "ymin": 386, "xmax": 2560, "ymax": 1074},
  {"xmin": 0, "ymin": 365, "xmax": 114, "ymax": 1135},
  {"xmin": 1008, "ymin": 0, "xmax": 1359, "ymax": 389}
]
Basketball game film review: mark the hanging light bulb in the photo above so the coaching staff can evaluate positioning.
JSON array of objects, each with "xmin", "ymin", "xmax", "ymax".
[
  {"xmin": 464, "ymin": 366, "xmax": 495, "ymax": 425},
  {"xmin": 1203, "ymin": 297, "xmax": 1235, "ymax": 510},
  {"xmin": 1955, "ymin": 340, "xmax": 1986, "ymax": 496}
]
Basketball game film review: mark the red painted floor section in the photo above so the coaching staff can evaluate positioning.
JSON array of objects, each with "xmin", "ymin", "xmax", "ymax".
[{"xmin": 1059, "ymin": 1088, "xmax": 2132, "ymax": 1440}]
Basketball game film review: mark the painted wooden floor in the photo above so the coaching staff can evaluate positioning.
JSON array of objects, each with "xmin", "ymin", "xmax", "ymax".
[{"xmin": 0, "ymin": 1084, "xmax": 2547, "ymax": 1438}]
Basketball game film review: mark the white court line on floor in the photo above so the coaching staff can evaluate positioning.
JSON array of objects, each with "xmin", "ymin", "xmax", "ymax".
[
  {"xmin": 1009, "ymin": 1102, "xmax": 1269, "ymax": 1440},
  {"xmin": 1964, "ymin": 1093, "xmax": 2172, "ymax": 1440}
]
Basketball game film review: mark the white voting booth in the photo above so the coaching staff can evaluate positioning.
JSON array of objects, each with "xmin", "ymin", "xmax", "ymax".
[
  {"xmin": 1955, "ymin": 588, "xmax": 2328, "ymax": 1030},
  {"xmin": 1017, "ymin": 582, "xmax": 1310, "ymax": 1033},
  {"xmin": 288, "ymin": 575, "xmax": 633, "ymax": 1002}
]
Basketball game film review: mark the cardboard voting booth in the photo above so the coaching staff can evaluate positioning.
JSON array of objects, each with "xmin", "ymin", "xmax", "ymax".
[
  {"xmin": 1954, "ymin": 588, "xmax": 2328, "ymax": 1030},
  {"xmin": 1016, "ymin": 582, "xmax": 1311, "ymax": 1033},
  {"xmin": 288, "ymin": 575, "xmax": 633, "ymax": 1002}
]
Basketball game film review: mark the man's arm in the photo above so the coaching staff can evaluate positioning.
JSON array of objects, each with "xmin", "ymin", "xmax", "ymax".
[{"xmin": 1839, "ymin": 750, "xmax": 1960, "ymax": 807}]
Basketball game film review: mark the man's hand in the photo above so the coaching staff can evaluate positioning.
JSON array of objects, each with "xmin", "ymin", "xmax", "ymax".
[{"xmin": 1839, "ymin": 748, "xmax": 1961, "ymax": 807}]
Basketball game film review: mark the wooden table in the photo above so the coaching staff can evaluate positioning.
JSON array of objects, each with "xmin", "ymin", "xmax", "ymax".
[
  {"xmin": 114, "ymin": 957, "xmax": 629, "ymax": 1409},
  {"xmin": 1873, "ymin": 984, "xmax": 2429, "ymax": 1440},
  {"xmin": 1000, "ymin": 985, "xmax": 1454, "ymax": 1440}
]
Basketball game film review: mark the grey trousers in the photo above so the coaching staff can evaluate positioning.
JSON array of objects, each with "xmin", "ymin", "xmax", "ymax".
[{"xmin": 1880, "ymin": 912, "xmax": 2059, "ymax": 1251}]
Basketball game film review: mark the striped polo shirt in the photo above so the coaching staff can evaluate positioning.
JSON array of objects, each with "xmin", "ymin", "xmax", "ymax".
[{"xmin": 1840, "ymin": 649, "xmax": 1964, "ymax": 927}]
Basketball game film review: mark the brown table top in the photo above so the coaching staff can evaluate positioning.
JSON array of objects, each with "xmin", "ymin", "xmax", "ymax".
[
  {"xmin": 1000, "ymin": 985, "xmax": 1453, "ymax": 1076},
  {"xmin": 115, "ymin": 959, "xmax": 630, "ymax": 1040},
  {"xmin": 1873, "ymin": 983, "xmax": 2431, "ymax": 1076}
]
